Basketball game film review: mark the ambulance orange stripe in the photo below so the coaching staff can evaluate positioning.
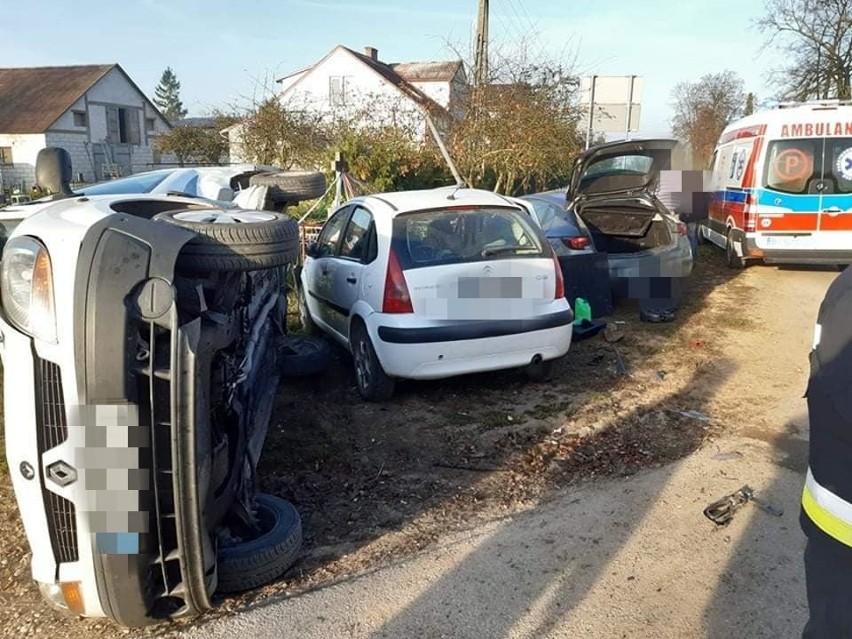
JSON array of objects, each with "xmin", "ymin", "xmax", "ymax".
[
  {"xmin": 819, "ymin": 215, "xmax": 852, "ymax": 231},
  {"xmin": 759, "ymin": 214, "xmax": 819, "ymax": 232}
]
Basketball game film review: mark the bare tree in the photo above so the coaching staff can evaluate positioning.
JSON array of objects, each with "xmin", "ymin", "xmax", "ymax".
[
  {"xmin": 671, "ymin": 71, "xmax": 745, "ymax": 169},
  {"xmin": 447, "ymin": 37, "xmax": 585, "ymax": 195},
  {"xmin": 758, "ymin": 0, "xmax": 852, "ymax": 100}
]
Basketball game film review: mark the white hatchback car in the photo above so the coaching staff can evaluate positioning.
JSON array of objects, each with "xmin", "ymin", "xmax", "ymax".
[{"xmin": 298, "ymin": 186, "xmax": 575, "ymax": 400}]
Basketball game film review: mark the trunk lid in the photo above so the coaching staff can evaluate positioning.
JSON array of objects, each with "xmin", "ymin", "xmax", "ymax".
[{"xmin": 568, "ymin": 139, "xmax": 678, "ymax": 201}]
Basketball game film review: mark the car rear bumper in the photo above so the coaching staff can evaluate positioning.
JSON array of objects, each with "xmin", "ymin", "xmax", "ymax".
[
  {"xmin": 607, "ymin": 237, "xmax": 693, "ymax": 279},
  {"xmin": 370, "ymin": 308, "xmax": 574, "ymax": 380},
  {"xmin": 744, "ymin": 237, "xmax": 852, "ymax": 264}
]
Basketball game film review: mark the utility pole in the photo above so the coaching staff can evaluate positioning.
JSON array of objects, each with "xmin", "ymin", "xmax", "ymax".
[{"xmin": 474, "ymin": 0, "xmax": 489, "ymax": 87}]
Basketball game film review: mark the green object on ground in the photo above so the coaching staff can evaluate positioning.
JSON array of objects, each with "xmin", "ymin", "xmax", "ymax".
[{"xmin": 573, "ymin": 297, "xmax": 591, "ymax": 325}]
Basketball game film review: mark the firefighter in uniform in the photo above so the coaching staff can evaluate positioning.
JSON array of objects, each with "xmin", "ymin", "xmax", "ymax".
[{"xmin": 801, "ymin": 265, "xmax": 852, "ymax": 637}]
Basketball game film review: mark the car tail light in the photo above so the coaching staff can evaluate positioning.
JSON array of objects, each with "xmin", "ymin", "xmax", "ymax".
[
  {"xmin": 552, "ymin": 254, "xmax": 565, "ymax": 300},
  {"xmin": 676, "ymin": 222, "xmax": 688, "ymax": 236},
  {"xmin": 382, "ymin": 249, "xmax": 414, "ymax": 313},
  {"xmin": 562, "ymin": 236, "xmax": 591, "ymax": 250}
]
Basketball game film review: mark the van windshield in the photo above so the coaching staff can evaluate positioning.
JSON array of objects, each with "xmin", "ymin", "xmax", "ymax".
[{"xmin": 763, "ymin": 137, "xmax": 852, "ymax": 195}]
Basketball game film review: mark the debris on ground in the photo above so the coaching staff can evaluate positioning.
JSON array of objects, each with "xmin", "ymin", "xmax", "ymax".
[
  {"xmin": 712, "ymin": 450, "xmax": 744, "ymax": 462},
  {"xmin": 678, "ymin": 410, "xmax": 713, "ymax": 423},
  {"xmin": 604, "ymin": 322, "xmax": 625, "ymax": 343},
  {"xmin": 703, "ymin": 485, "xmax": 784, "ymax": 526}
]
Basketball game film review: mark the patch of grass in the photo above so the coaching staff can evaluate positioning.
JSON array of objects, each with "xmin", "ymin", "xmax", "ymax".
[
  {"xmin": 712, "ymin": 313, "xmax": 756, "ymax": 331},
  {"xmin": 477, "ymin": 410, "xmax": 515, "ymax": 430},
  {"xmin": 525, "ymin": 399, "xmax": 573, "ymax": 420}
]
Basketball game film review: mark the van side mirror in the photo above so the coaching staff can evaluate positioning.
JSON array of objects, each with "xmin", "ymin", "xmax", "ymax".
[{"xmin": 306, "ymin": 242, "xmax": 320, "ymax": 258}]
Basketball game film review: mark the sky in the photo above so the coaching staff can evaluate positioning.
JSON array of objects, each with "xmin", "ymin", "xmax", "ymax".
[{"xmin": 0, "ymin": 0, "xmax": 777, "ymax": 137}]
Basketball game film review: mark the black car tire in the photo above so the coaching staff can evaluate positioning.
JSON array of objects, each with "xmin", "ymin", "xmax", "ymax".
[
  {"xmin": 350, "ymin": 322, "xmax": 395, "ymax": 401},
  {"xmin": 279, "ymin": 335, "xmax": 331, "ymax": 377},
  {"xmin": 725, "ymin": 231, "xmax": 746, "ymax": 270},
  {"xmin": 216, "ymin": 494, "xmax": 302, "ymax": 594},
  {"xmin": 153, "ymin": 209, "xmax": 300, "ymax": 272},
  {"xmin": 249, "ymin": 171, "xmax": 327, "ymax": 204}
]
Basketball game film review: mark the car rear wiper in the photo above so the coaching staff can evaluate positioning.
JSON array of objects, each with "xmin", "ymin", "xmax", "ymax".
[{"xmin": 481, "ymin": 245, "xmax": 539, "ymax": 257}]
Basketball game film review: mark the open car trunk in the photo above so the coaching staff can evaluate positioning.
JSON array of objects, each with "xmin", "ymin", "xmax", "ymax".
[{"xmin": 578, "ymin": 204, "xmax": 673, "ymax": 255}]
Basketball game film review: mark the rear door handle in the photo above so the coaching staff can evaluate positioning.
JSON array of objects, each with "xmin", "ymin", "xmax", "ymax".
[
  {"xmin": 824, "ymin": 207, "xmax": 842, "ymax": 214},
  {"xmin": 346, "ymin": 276, "xmax": 357, "ymax": 284}
]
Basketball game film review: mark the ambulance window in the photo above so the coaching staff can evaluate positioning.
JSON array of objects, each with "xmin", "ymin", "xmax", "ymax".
[
  {"xmin": 764, "ymin": 139, "xmax": 818, "ymax": 194},
  {"xmin": 825, "ymin": 138, "xmax": 852, "ymax": 193}
]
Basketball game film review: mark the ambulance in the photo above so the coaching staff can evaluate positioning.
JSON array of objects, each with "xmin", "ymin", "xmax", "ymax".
[{"xmin": 701, "ymin": 100, "xmax": 852, "ymax": 268}]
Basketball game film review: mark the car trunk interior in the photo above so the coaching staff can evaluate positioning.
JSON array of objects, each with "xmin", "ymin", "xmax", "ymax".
[{"xmin": 578, "ymin": 204, "xmax": 673, "ymax": 254}]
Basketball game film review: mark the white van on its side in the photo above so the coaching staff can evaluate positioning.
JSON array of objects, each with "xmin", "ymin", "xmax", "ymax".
[{"xmin": 702, "ymin": 101, "xmax": 852, "ymax": 269}]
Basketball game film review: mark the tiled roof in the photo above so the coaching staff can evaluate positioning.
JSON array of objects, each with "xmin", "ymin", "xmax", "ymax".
[
  {"xmin": 0, "ymin": 64, "xmax": 114, "ymax": 133},
  {"xmin": 390, "ymin": 60, "xmax": 463, "ymax": 82}
]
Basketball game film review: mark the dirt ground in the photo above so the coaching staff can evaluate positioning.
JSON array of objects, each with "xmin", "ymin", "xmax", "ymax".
[{"xmin": 0, "ymin": 245, "xmax": 836, "ymax": 638}]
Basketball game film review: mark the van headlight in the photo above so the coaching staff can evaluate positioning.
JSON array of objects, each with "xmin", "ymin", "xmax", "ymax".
[{"xmin": 1, "ymin": 237, "xmax": 57, "ymax": 342}]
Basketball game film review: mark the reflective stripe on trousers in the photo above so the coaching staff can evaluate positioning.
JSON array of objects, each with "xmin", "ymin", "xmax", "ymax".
[{"xmin": 803, "ymin": 468, "xmax": 852, "ymax": 548}]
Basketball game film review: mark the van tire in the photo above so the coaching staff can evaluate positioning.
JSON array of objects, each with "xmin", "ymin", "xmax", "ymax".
[{"xmin": 725, "ymin": 231, "xmax": 746, "ymax": 270}]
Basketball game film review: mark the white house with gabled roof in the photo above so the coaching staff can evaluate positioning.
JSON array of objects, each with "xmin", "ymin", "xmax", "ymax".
[{"xmin": 228, "ymin": 46, "xmax": 469, "ymax": 164}]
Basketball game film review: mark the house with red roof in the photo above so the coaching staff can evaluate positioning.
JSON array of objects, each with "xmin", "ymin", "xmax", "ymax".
[{"xmin": 0, "ymin": 64, "xmax": 171, "ymax": 190}]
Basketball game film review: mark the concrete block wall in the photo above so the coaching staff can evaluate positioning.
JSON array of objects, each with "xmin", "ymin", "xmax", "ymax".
[{"xmin": 45, "ymin": 132, "xmax": 95, "ymax": 183}]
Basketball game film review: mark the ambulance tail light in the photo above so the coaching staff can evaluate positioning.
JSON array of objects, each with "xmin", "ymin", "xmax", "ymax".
[{"xmin": 744, "ymin": 193, "xmax": 758, "ymax": 232}]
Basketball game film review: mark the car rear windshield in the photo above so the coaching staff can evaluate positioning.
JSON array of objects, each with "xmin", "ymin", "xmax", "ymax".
[
  {"xmin": 578, "ymin": 155, "xmax": 655, "ymax": 194},
  {"xmin": 526, "ymin": 197, "xmax": 583, "ymax": 235},
  {"xmin": 392, "ymin": 206, "xmax": 546, "ymax": 269},
  {"xmin": 763, "ymin": 137, "xmax": 852, "ymax": 195}
]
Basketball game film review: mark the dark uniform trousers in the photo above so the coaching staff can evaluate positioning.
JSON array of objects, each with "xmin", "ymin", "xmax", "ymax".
[{"xmin": 802, "ymin": 265, "xmax": 852, "ymax": 638}]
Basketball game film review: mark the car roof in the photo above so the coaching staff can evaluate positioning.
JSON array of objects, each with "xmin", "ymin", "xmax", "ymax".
[
  {"xmin": 521, "ymin": 190, "xmax": 569, "ymax": 208},
  {"xmin": 357, "ymin": 186, "xmax": 523, "ymax": 216}
]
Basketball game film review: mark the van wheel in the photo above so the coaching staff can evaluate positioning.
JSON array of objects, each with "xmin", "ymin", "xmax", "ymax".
[{"xmin": 725, "ymin": 231, "xmax": 746, "ymax": 270}]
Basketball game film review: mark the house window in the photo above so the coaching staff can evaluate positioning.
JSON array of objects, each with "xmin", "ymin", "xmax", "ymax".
[
  {"xmin": 146, "ymin": 117, "xmax": 156, "ymax": 132},
  {"xmin": 73, "ymin": 111, "xmax": 88, "ymax": 127},
  {"xmin": 330, "ymin": 76, "xmax": 348, "ymax": 106},
  {"xmin": 106, "ymin": 106, "xmax": 141, "ymax": 145},
  {"xmin": 0, "ymin": 147, "xmax": 12, "ymax": 165}
]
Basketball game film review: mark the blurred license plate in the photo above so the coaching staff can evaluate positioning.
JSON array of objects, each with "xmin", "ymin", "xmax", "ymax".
[
  {"xmin": 763, "ymin": 234, "xmax": 805, "ymax": 249},
  {"xmin": 458, "ymin": 276, "xmax": 522, "ymax": 298}
]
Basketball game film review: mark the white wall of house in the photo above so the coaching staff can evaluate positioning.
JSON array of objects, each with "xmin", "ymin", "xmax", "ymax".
[
  {"xmin": 279, "ymin": 48, "xmax": 427, "ymax": 133},
  {"xmin": 0, "ymin": 133, "xmax": 47, "ymax": 190},
  {"xmin": 225, "ymin": 123, "xmax": 249, "ymax": 164},
  {"xmin": 409, "ymin": 81, "xmax": 450, "ymax": 109},
  {"xmin": 278, "ymin": 70, "xmax": 308, "ymax": 95}
]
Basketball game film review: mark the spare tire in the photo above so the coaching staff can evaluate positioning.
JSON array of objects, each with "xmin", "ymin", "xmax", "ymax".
[
  {"xmin": 216, "ymin": 494, "xmax": 302, "ymax": 594},
  {"xmin": 249, "ymin": 171, "xmax": 327, "ymax": 204},
  {"xmin": 153, "ymin": 208, "xmax": 300, "ymax": 272},
  {"xmin": 279, "ymin": 335, "xmax": 331, "ymax": 377}
]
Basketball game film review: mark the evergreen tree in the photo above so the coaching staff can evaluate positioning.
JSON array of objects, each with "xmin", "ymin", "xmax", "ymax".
[
  {"xmin": 744, "ymin": 92, "xmax": 756, "ymax": 116},
  {"xmin": 154, "ymin": 67, "xmax": 187, "ymax": 122}
]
